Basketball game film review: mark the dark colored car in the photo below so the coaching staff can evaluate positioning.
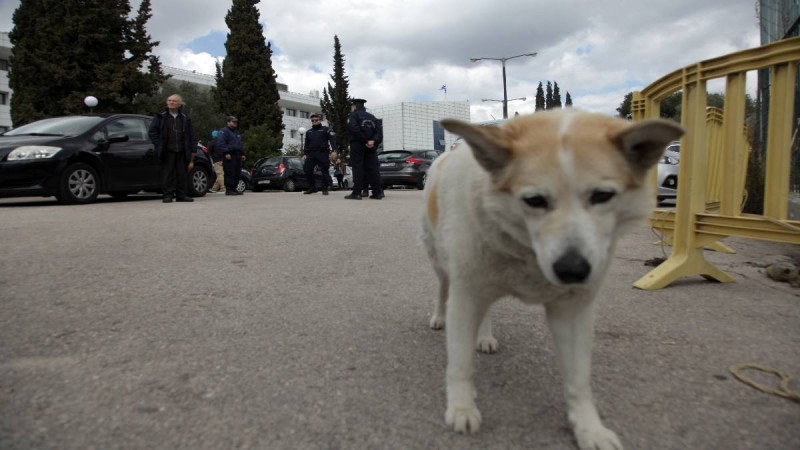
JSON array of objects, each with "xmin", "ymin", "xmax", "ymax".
[
  {"xmin": 0, "ymin": 114, "xmax": 214, "ymax": 204},
  {"xmin": 191, "ymin": 143, "xmax": 217, "ymax": 197},
  {"xmin": 251, "ymin": 156, "xmax": 309, "ymax": 192},
  {"xmin": 236, "ymin": 168, "xmax": 253, "ymax": 193},
  {"xmin": 378, "ymin": 149, "xmax": 442, "ymax": 190}
]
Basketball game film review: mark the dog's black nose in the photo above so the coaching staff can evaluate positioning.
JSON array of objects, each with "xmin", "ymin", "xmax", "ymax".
[{"xmin": 553, "ymin": 250, "xmax": 591, "ymax": 284}]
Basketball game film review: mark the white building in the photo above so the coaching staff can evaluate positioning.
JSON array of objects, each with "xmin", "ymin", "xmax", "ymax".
[
  {"xmin": 0, "ymin": 32, "xmax": 12, "ymax": 133},
  {"xmin": 367, "ymin": 101, "xmax": 470, "ymax": 152}
]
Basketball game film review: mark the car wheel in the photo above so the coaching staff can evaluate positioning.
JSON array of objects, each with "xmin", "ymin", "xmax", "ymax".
[
  {"xmin": 189, "ymin": 166, "xmax": 209, "ymax": 197},
  {"xmin": 56, "ymin": 163, "xmax": 99, "ymax": 204},
  {"xmin": 417, "ymin": 173, "xmax": 427, "ymax": 190},
  {"xmin": 236, "ymin": 179, "xmax": 247, "ymax": 193},
  {"xmin": 284, "ymin": 178, "xmax": 297, "ymax": 192}
]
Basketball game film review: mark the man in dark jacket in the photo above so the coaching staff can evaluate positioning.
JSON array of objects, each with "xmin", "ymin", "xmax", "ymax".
[
  {"xmin": 302, "ymin": 113, "xmax": 337, "ymax": 195},
  {"xmin": 345, "ymin": 98, "xmax": 383, "ymax": 200},
  {"xmin": 148, "ymin": 94, "xmax": 197, "ymax": 203},
  {"xmin": 216, "ymin": 116, "xmax": 246, "ymax": 196}
]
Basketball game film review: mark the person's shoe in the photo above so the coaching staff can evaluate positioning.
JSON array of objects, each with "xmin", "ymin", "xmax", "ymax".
[
  {"xmin": 209, "ymin": 188, "xmax": 219, "ymax": 193},
  {"xmin": 176, "ymin": 197, "xmax": 194, "ymax": 202},
  {"xmin": 235, "ymin": 191, "xmax": 244, "ymax": 195},
  {"xmin": 162, "ymin": 196, "xmax": 173, "ymax": 203},
  {"xmin": 322, "ymin": 190, "xmax": 329, "ymax": 196},
  {"xmin": 225, "ymin": 191, "xmax": 237, "ymax": 196},
  {"xmin": 369, "ymin": 194, "xmax": 383, "ymax": 200},
  {"xmin": 344, "ymin": 194, "xmax": 362, "ymax": 200},
  {"xmin": 303, "ymin": 189, "xmax": 317, "ymax": 195},
  {"xmin": 361, "ymin": 190, "xmax": 369, "ymax": 197}
]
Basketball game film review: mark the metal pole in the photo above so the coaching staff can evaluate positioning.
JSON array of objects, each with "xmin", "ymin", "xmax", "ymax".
[{"xmin": 502, "ymin": 60, "xmax": 508, "ymax": 119}]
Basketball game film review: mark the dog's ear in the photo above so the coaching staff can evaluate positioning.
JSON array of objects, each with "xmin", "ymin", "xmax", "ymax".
[
  {"xmin": 609, "ymin": 119, "xmax": 684, "ymax": 173},
  {"xmin": 441, "ymin": 119, "xmax": 511, "ymax": 173}
]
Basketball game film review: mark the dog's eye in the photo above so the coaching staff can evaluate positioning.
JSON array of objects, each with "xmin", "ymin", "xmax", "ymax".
[
  {"xmin": 523, "ymin": 195, "xmax": 549, "ymax": 209},
  {"xmin": 590, "ymin": 190, "xmax": 616, "ymax": 205}
]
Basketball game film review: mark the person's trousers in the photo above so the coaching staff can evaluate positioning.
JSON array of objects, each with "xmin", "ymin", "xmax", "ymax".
[
  {"xmin": 303, "ymin": 151, "xmax": 330, "ymax": 190},
  {"xmin": 161, "ymin": 151, "xmax": 189, "ymax": 198},
  {"xmin": 212, "ymin": 161, "xmax": 225, "ymax": 191},
  {"xmin": 223, "ymin": 153, "xmax": 242, "ymax": 192},
  {"xmin": 350, "ymin": 145, "xmax": 381, "ymax": 195}
]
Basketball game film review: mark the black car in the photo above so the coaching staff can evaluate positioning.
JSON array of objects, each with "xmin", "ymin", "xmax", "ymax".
[
  {"xmin": 378, "ymin": 149, "xmax": 442, "ymax": 190},
  {"xmin": 251, "ymin": 156, "xmax": 309, "ymax": 192},
  {"xmin": 0, "ymin": 114, "xmax": 215, "ymax": 204},
  {"xmin": 236, "ymin": 167, "xmax": 253, "ymax": 193}
]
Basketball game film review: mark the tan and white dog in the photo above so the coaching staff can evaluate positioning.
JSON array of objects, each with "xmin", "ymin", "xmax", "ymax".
[{"xmin": 420, "ymin": 110, "xmax": 683, "ymax": 450}]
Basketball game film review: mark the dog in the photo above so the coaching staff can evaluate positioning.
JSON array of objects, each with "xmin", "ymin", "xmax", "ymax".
[{"xmin": 420, "ymin": 110, "xmax": 683, "ymax": 450}]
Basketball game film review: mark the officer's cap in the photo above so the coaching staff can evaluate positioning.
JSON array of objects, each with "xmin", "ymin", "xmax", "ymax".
[
  {"xmin": 226, "ymin": 115, "xmax": 239, "ymax": 122},
  {"xmin": 310, "ymin": 113, "xmax": 322, "ymax": 119},
  {"xmin": 350, "ymin": 98, "xmax": 367, "ymax": 104}
]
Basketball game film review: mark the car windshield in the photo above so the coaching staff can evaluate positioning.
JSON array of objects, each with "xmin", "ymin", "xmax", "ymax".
[
  {"xmin": 3, "ymin": 116, "xmax": 105, "ymax": 137},
  {"xmin": 256, "ymin": 156, "xmax": 283, "ymax": 168},
  {"xmin": 379, "ymin": 151, "xmax": 412, "ymax": 162}
]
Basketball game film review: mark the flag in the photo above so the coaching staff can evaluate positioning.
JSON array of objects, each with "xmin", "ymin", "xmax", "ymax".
[{"xmin": 439, "ymin": 84, "xmax": 447, "ymax": 94}]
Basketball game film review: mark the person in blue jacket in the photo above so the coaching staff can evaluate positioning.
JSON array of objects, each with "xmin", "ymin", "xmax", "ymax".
[
  {"xmin": 216, "ymin": 116, "xmax": 245, "ymax": 196},
  {"xmin": 302, "ymin": 113, "xmax": 337, "ymax": 195}
]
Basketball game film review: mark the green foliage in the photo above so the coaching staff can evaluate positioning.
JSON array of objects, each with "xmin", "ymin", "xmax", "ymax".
[
  {"xmin": 545, "ymin": 81, "xmax": 554, "ymax": 110},
  {"xmin": 535, "ymin": 82, "xmax": 545, "ymax": 112},
  {"xmin": 565, "ymin": 92, "xmax": 573, "ymax": 107},
  {"xmin": 283, "ymin": 143, "xmax": 302, "ymax": 156},
  {"xmin": 8, "ymin": 0, "xmax": 166, "ymax": 126},
  {"xmin": 320, "ymin": 35, "xmax": 351, "ymax": 158},
  {"xmin": 214, "ymin": 0, "xmax": 283, "ymax": 139},
  {"xmin": 242, "ymin": 123, "xmax": 283, "ymax": 165},
  {"xmin": 616, "ymin": 92, "xmax": 632, "ymax": 118},
  {"xmin": 135, "ymin": 79, "xmax": 223, "ymax": 143},
  {"xmin": 552, "ymin": 82, "xmax": 562, "ymax": 108}
]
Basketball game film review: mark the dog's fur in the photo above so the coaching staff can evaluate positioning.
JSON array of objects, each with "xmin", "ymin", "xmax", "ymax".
[{"xmin": 420, "ymin": 110, "xmax": 683, "ymax": 450}]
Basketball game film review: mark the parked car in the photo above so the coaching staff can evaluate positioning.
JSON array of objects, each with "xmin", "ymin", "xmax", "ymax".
[
  {"xmin": 191, "ymin": 143, "xmax": 216, "ymax": 197},
  {"xmin": 250, "ymin": 156, "xmax": 309, "ymax": 192},
  {"xmin": 0, "ymin": 114, "xmax": 212, "ymax": 204},
  {"xmin": 657, "ymin": 142, "xmax": 680, "ymax": 203},
  {"xmin": 329, "ymin": 165, "xmax": 353, "ymax": 190},
  {"xmin": 236, "ymin": 167, "xmax": 252, "ymax": 193},
  {"xmin": 378, "ymin": 149, "xmax": 442, "ymax": 190}
]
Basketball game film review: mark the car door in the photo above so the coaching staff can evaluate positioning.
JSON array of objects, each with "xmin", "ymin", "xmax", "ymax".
[{"xmin": 96, "ymin": 118, "xmax": 159, "ymax": 190}]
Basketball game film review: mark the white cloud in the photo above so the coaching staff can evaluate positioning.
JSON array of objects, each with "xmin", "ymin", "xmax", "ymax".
[{"xmin": 1, "ymin": 0, "xmax": 762, "ymax": 118}]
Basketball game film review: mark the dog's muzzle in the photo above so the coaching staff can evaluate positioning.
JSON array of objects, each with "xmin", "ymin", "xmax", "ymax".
[{"xmin": 553, "ymin": 249, "xmax": 591, "ymax": 284}]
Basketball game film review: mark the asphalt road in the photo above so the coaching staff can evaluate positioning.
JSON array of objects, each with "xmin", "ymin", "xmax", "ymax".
[{"xmin": 1, "ymin": 190, "xmax": 798, "ymax": 450}]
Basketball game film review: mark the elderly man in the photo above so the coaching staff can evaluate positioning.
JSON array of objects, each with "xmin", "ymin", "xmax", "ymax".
[{"xmin": 148, "ymin": 94, "xmax": 197, "ymax": 203}]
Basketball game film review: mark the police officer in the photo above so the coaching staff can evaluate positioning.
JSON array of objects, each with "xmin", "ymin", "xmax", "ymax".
[
  {"xmin": 345, "ymin": 98, "xmax": 383, "ymax": 200},
  {"xmin": 217, "ymin": 116, "xmax": 245, "ymax": 196},
  {"xmin": 302, "ymin": 113, "xmax": 337, "ymax": 195}
]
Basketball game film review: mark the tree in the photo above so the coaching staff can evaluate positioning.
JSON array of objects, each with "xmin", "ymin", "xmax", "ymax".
[
  {"xmin": 135, "ymin": 79, "xmax": 222, "ymax": 143},
  {"xmin": 535, "ymin": 82, "xmax": 545, "ymax": 112},
  {"xmin": 545, "ymin": 81, "xmax": 554, "ymax": 110},
  {"xmin": 242, "ymin": 124, "xmax": 283, "ymax": 164},
  {"xmin": 565, "ymin": 92, "xmax": 573, "ymax": 107},
  {"xmin": 8, "ymin": 0, "xmax": 166, "ymax": 126},
  {"xmin": 320, "ymin": 35, "xmax": 351, "ymax": 158},
  {"xmin": 552, "ymin": 82, "xmax": 562, "ymax": 108},
  {"xmin": 214, "ymin": 0, "xmax": 283, "ymax": 147},
  {"xmin": 616, "ymin": 92, "xmax": 632, "ymax": 118}
]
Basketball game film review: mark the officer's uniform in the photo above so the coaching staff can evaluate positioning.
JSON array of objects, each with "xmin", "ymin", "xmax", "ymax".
[
  {"xmin": 303, "ymin": 118, "xmax": 337, "ymax": 194},
  {"xmin": 346, "ymin": 99, "xmax": 383, "ymax": 200}
]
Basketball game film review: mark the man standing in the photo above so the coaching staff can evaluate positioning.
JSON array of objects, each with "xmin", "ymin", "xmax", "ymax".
[
  {"xmin": 208, "ymin": 130, "xmax": 225, "ymax": 193},
  {"xmin": 345, "ymin": 98, "xmax": 383, "ymax": 200},
  {"xmin": 302, "ymin": 113, "xmax": 337, "ymax": 196},
  {"xmin": 217, "ymin": 116, "xmax": 245, "ymax": 196},
  {"xmin": 148, "ymin": 94, "xmax": 197, "ymax": 203}
]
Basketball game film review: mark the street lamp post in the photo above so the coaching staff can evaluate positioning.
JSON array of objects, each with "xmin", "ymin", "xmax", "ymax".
[
  {"xmin": 470, "ymin": 52, "xmax": 537, "ymax": 119},
  {"xmin": 298, "ymin": 127, "xmax": 307, "ymax": 154}
]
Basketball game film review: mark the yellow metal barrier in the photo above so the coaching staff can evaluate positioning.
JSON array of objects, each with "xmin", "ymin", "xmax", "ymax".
[{"xmin": 632, "ymin": 37, "xmax": 800, "ymax": 290}]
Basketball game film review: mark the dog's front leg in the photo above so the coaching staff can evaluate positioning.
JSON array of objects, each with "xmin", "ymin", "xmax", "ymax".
[
  {"xmin": 445, "ymin": 285, "xmax": 488, "ymax": 434},
  {"xmin": 546, "ymin": 298, "xmax": 622, "ymax": 450}
]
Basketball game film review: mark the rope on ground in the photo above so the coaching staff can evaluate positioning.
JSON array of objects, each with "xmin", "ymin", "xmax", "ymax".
[{"xmin": 729, "ymin": 364, "xmax": 800, "ymax": 403}]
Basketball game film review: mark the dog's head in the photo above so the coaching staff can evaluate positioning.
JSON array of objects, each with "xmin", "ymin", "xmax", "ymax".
[{"xmin": 442, "ymin": 110, "xmax": 683, "ymax": 286}]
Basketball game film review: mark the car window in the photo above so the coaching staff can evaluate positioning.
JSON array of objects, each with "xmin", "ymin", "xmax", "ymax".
[
  {"xmin": 288, "ymin": 158, "xmax": 302, "ymax": 170},
  {"xmin": 106, "ymin": 118, "xmax": 148, "ymax": 141},
  {"xmin": 378, "ymin": 151, "xmax": 412, "ymax": 162},
  {"xmin": 4, "ymin": 116, "xmax": 105, "ymax": 137},
  {"xmin": 256, "ymin": 156, "xmax": 282, "ymax": 168}
]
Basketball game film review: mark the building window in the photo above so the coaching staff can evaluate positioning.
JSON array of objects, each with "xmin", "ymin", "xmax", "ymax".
[
  {"xmin": 285, "ymin": 108, "xmax": 297, "ymax": 117},
  {"xmin": 290, "ymin": 129, "xmax": 298, "ymax": 139},
  {"xmin": 0, "ymin": 59, "xmax": 8, "ymax": 71},
  {"xmin": 432, "ymin": 120, "xmax": 445, "ymax": 151},
  {"xmin": 0, "ymin": 92, "xmax": 7, "ymax": 105},
  {"xmin": 300, "ymin": 111, "xmax": 310, "ymax": 119}
]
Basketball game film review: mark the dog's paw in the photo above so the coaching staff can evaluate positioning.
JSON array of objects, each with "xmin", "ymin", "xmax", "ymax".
[
  {"xmin": 573, "ymin": 425, "xmax": 623, "ymax": 450},
  {"xmin": 429, "ymin": 314, "xmax": 445, "ymax": 330},
  {"xmin": 445, "ymin": 405, "xmax": 482, "ymax": 434},
  {"xmin": 476, "ymin": 335, "xmax": 498, "ymax": 353}
]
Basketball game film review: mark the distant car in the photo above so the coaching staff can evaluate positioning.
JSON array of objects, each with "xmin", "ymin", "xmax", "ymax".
[
  {"xmin": 0, "ymin": 114, "xmax": 212, "ymax": 204},
  {"xmin": 329, "ymin": 165, "xmax": 353, "ymax": 190},
  {"xmin": 378, "ymin": 149, "xmax": 442, "ymax": 190},
  {"xmin": 251, "ymin": 155, "xmax": 309, "ymax": 192},
  {"xmin": 657, "ymin": 142, "xmax": 680, "ymax": 203}
]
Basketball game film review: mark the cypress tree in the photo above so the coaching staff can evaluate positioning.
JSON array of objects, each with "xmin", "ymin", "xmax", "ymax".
[
  {"xmin": 8, "ymin": 0, "xmax": 165, "ymax": 125},
  {"xmin": 215, "ymin": 0, "xmax": 283, "ymax": 140},
  {"xmin": 545, "ymin": 81, "xmax": 554, "ymax": 110},
  {"xmin": 552, "ymin": 82, "xmax": 562, "ymax": 108},
  {"xmin": 535, "ymin": 82, "xmax": 545, "ymax": 112},
  {"xmin": 320, "ymin": 35, "xmax": 351, "ymax": 157},
  {"xmin": 565, "ymin": 92, "xmax": 573, "ymax": 107}
]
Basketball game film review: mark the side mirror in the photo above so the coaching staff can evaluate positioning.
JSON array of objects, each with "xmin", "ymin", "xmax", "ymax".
[{"xmin": 107, "ymin": 133, "xmax": 130, "ymax": 144}]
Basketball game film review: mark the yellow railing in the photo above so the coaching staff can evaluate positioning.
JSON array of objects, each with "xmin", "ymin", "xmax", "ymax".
[{"xmin": 631, "ymin": 37, "xmax": 800, "ymax": 290}]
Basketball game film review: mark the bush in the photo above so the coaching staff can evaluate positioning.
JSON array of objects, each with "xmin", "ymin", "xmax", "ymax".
[{"xmin": 242, "ymin": 124, "xmax": 283, "ymax": 164}]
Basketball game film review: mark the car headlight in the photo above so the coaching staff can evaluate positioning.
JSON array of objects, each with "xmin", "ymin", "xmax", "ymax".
[{"xmin": 6, "ymin": 146, "xmax": 63, "ymax": 160}]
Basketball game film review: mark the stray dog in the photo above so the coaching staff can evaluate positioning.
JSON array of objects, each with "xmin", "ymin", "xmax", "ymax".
[{"xmin": 420, "ymin": 110, "xmax": 683, "ymax": 450}]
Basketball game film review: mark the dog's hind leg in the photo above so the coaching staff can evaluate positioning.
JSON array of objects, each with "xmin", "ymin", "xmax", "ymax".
[
  {"xmin": 429, "ymin": 268, "xmax": 448, "ymax": 330},
  {"xmin": 546, "ymin": 298, "xmax": 622, "ymax": 450},
  {"xmin": 476, "ymin": 310, "xmax": 498, "ymax": 353}
]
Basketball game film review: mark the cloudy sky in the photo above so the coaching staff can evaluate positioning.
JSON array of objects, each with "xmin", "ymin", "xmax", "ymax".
[{"xmin": 0, "ymin": 0, "xmax": 760, "ymax": 121}]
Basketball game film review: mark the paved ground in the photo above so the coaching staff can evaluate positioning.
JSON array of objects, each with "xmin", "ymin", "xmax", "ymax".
[{"xmin": 0, "ymin": 190, "xmax": 798, "ymax": 450}]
